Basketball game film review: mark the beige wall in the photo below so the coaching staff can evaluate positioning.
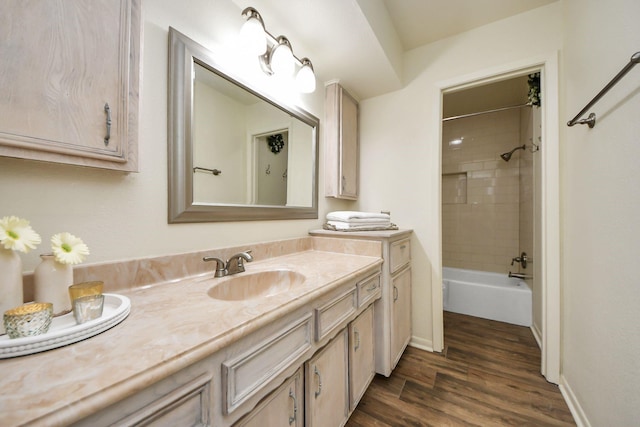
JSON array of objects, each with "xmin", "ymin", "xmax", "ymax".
[
  {"xmin": 0, "ymin": 0, "xmax": 355, "ymax": 273},
  {"xmin": 441, "ymin": 108, "xmax": 523, "ymax": 274},
  {"xmin": 560, "ymin": 0, "xmax": 640, "ymax": 424},
  {"xmin": 359, "ymin": 3, "xmax": 562, "ymax": 350}
]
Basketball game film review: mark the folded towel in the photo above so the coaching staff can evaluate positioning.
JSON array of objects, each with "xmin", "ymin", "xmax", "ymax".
[
  {"xmin": 327, "ymin": 220, "xmax": 390, "ymax": 229},
  {"xmin": 327, "ymin": 217, "xmax": 391, "ymax": 225},
  {"xmin": 326, "ymin": 211, "xmax": 390, "ymax": 222},
  {"xmin": 323, "ymin": 222, "xmax": 398, "ymax": 232}
]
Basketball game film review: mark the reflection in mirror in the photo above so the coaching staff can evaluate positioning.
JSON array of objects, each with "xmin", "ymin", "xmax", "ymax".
[{"xmin": 168, "ymin": 27, "xmax": 318, "ymax": 222}]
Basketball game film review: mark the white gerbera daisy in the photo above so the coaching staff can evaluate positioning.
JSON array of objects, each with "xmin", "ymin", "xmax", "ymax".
[
  {"xmin": 51, "ymin": 232, "xmax": 90, "ymax": 265},
  {"xmin": 0, "ymin": 216, "xmax": 41, "ymax": 253}
]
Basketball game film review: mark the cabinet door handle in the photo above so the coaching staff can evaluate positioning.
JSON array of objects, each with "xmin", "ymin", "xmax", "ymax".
[
  {"xmin": 354, "ymin": 329, "xmax": 360, "ymax": 351},
  {"xmin": 313, "ymin": 366, "xmax": 322, "ymax": 398},
  {"xmin": 103, "ymin": 102, "xmax": 111, "ymax": 146},
  {"xmin": 288, "ymin": 388, "xmax": 297, "ymax": 425},
  {"xmin": 393, "ymin": 285, "xmax": 398, "ymax": 302},
  {"xmin": 341, "ymin": 175, "xmax": 346, "ymax": 192}
]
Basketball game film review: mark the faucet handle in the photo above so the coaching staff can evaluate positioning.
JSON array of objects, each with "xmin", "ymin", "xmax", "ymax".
[
  {"xmin": 203, "ymin": 256, "xmax": 227, "ymax": 277},
  {"xmin": 510, "ymin": 252, "xmax": 528, "ymax": 269},
  {"xmin": 519, "ymin": 252, "xmax": 528, "ymax": 269}
]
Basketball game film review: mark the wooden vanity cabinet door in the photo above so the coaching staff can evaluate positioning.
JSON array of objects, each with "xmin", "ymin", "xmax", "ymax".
[
  {"xmin": 348, "ymin": 304, "xmax": 375, "ymax": 410},
  {"xmin": 235, "ymin": 369, "xmax": 303, "ymax": 427},
  {"xmin": 325, "ymin": 82, "xmax": 359, "ymax": 200},
  {"xmin": 305, "ymin": 329, "xmax": 349, "ymax": 427},
  {"xmin": 0, "ymin": 0, "xmax": 140, "ymax": 171},
  {"xmin": 339, "ymin": 88, "xmax": 359, "ymax": 199},
  {"xmin": 391, "ymin": 266, "xmax": 412, "ymax": 368}
]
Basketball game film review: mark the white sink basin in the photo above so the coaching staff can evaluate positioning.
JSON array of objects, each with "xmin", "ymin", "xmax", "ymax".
[{"xmin": 207, "ymin": 270, "xmax": 306, "ymax": 301}]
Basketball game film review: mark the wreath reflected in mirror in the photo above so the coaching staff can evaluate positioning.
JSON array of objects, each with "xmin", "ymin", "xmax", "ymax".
[{"xmin": 267, "ymin": 133, "xmax": 285, "ymax": 154}]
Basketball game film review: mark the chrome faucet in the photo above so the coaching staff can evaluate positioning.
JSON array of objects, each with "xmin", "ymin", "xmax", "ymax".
[
  {"xmin": 511, "ymin": 252, "xmax": 528, "ymax": 269},
  {"xmin": 203, "ymin": 250, "xmax": 253, "ymax": 277},
  {"xmin": 203, "ymin": 256, "xmax": 227, "ymax": 277},
  {"xmin": 226, "ymin": 250, "xmax": 253, "ymax": 275}
]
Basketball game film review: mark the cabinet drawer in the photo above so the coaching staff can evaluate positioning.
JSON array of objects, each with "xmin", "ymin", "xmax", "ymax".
[
  {"xmin": 223, "ymin": 313, "xmax": 312, "ymax": 414},
  {"xmin": 314, "ymin": 288, "xmax": 356, "ymax": 341},
  {"xmin": 357, "ymin": 274, "xmax": 381, "ymax": 308},
  {"xmin": 119, "ymin": 375, "xmax": 211, "ymax": 427},
  {"xmin": 389, "ymin": 238, "xmax": 411, "ymax": 274},
  {"xmin": 72, "ymin": 373, "xmax": 212, "ymax": 427}
]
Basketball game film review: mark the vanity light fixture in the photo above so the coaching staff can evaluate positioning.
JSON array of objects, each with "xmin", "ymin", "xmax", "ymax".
[
  {"xmin": 240, "ymin": 7, "xmax": 316, "ymax": 93},
  {"xmin": 296, "ymin": 58, "xmax": 316, "ymax": 93},
  {"xmin": 268, "ymin": 36, "xmax": 295, "ymax": 76},
  {"xmin": 239, "ymin": 7, "xmax": 267, "ymax": 56}
]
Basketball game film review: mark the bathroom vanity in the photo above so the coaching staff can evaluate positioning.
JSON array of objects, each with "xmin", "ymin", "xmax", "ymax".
[
  {"xmin": 0, "ymin": 237, "xmax": 382, "ymax": 427},
  {"xmin": 310, "ymin": 229, "xmax": 413, "ymax": 376}
]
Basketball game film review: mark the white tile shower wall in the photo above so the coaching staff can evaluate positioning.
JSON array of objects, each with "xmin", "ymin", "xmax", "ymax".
[{"xmin": 442, "ymin": 108, "xmax": 523, "ymax": 273}]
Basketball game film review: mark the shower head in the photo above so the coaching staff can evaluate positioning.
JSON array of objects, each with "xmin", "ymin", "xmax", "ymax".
[{"xmin": 500, "ymin": 145, "xmax": 526, "ymax": 162}]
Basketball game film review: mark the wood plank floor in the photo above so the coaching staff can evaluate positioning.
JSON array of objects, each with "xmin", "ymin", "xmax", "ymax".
[{"xmin": 346, "ymin": 312, "xmax": 575, "ymax": 427}]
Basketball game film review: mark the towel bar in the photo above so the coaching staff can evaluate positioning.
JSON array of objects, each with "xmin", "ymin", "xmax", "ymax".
[{"xmin": 567, "ymin": 51, "xmax": 640, "ymax": 128}]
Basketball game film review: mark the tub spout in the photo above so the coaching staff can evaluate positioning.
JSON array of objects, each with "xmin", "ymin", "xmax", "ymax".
[{"xmin": 508, "ymin": 271, "xmax": 532, "ymax": 280}]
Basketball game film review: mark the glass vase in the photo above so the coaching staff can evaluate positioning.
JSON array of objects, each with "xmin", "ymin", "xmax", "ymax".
[
  {"xmin": 0, "ymin": 248, "xmax": 24, "ymax": 334},
  {"xmin": 34, "ymin": 254, "xmax": 73, "ymax": 316}
]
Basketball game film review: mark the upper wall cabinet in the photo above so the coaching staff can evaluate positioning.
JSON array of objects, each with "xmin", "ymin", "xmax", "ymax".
[
  {"xmin": 324, "ymin": 82, "xmax": 359, "ymax": 200},
  {"xmin": 0, "ymin": 0, "xmax": 141, "ymax": 172}
]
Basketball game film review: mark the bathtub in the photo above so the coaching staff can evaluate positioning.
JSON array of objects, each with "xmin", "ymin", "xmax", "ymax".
[{"xmin": 442, "ymin": 267, "xmax": 532, "ymax": 327}]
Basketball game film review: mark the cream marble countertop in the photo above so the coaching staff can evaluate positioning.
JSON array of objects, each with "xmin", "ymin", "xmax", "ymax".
[{"xmin": 1, "ymin": 244, "xmax": 382, "ymax": 427}]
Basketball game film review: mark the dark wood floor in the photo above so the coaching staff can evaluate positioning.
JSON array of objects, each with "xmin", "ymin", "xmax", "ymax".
[{"xmin": 347, "ymin": 312, "xmax": 575, "ymax": 426}]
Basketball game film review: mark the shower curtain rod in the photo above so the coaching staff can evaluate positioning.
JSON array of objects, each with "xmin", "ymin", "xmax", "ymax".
[{"xmin": 442, "ymin": 104, "xmax": 529, "ymax": 122}]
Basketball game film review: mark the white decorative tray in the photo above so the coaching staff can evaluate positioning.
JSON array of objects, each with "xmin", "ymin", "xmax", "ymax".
[{"xmin": 0, "ymin": 293, "xmax": 131, "ymax": 358}]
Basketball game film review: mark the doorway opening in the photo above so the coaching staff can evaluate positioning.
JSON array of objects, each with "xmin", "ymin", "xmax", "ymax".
[
  {"xmin": 250, "ymin": 129, "xmax": 289, "ymax": 205},
  {"xmin": 442, "ymin": 74, "xmax": 540, "ymax": 330},
  {"xmin": 434, "ymin": 55, "xmax": 560, "ymax": 384}
]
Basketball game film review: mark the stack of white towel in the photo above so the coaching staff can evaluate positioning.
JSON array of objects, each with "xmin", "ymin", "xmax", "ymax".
[{"xmin": 324, "ymin": 211, "xmax": 396, "ymax": 231}]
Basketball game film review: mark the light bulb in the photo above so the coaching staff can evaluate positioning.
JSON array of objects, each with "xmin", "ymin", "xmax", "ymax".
[
  {"xmin": 240, "ymin": 15, "xmax": 267, "ymax": 56},
  {"xmin": 270, "ymin": 37, "xmax": 295, "ymax": 76},
  {"xmin": 295, "ymin": 59, "xmax": 316, "ymax": 93}
]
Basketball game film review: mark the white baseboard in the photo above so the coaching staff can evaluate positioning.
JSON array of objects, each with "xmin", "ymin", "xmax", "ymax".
[
  {"xmin": 559, "ymin": 375, "xmax": 591, "ymax": 427},
  {"xmin": 531, "ymin": 322, "xmax": 542, "ymax": 349},
  {"xmin": 409, "ymin": 336, "xmax": 433, "ymax": 352}
]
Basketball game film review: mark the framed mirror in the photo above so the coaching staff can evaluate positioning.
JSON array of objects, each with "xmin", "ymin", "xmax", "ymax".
[{"xmin": 168, "ymin": 27, "xmax": 319, "ymax": 222}]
